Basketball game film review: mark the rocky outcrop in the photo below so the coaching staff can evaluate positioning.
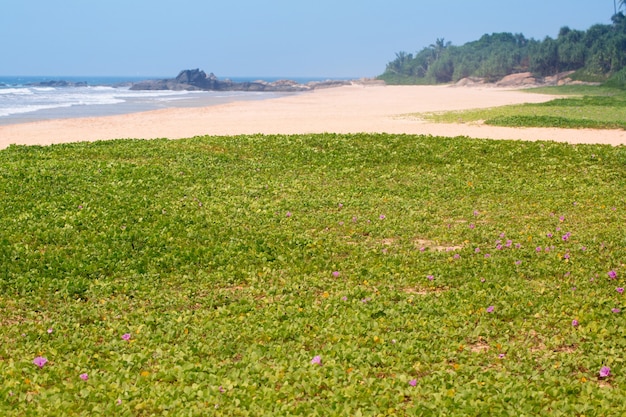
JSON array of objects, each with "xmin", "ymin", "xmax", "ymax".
[
  {"xmin": 26, "ymin": 80, "xmax": 89, "ymax": 87},
  {"xmin": 130, "ymin": 69, "xmax": 352, "ymax": 92},
  {"xmin": 456, "ymin": 71, "xmax": 597, "ymax": 88}
]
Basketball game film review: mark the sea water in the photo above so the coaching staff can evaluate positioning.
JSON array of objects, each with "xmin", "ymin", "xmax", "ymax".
[{"xmin": 0, "ymin": 75, "xmax": 321, "ymax": 125}]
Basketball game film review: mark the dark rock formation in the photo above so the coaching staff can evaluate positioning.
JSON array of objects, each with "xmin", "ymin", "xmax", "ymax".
[
  {"xmin": 26, "ymin": 80, "xmax": 89, "ymax": 87},
  {"xmin": 130, "ymin": 69, "xmax": 352, "ymax": 92}
]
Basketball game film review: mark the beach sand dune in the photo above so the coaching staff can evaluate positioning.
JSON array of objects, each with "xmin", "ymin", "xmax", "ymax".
[{"xmin": 1, "ymin": 84, "xmax": 625, "ymax": 149}]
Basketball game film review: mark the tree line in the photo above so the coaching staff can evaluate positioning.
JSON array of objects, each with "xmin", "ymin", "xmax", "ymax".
[{"xmin": 379, "ymin": 9, "xmax": 626, "ymax": 87}]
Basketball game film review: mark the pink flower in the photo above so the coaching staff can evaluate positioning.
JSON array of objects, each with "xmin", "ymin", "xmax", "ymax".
[
  {"xmin": 116, "ymin": 399, "xmax": 122, "ymax": 405},
  {"xmin": 486, "ymin": 306, "xmax": 495, "ymax": 313},
  {"xmin": 498, "ymin": 354, "xmax": 505, "ymax": 359},
  {"xmin": 453, "ymin": 254, "xmax": 460, "ymax": 259},
  {"xmin": 599, "ymin": 366, "xmax": 611, "ymax": 378},
  {"xmin": 562, "ymin": 232, "xmax": 571, "ymax": 241},
  {"xmin": 572, "ymin": 319, "xmax": 579, "ymax": 327},
  {"xmin": 122, "ymin": 333, "xmax": 131, "ymax": 341},
  {"xmin": 285, "ymin": 211, "xmax": 292, "ymax": 218},
  {"xmin": 484, "ymin": 254, "xmax": 491, "ymax": 259},
  {"xmin": 33, "ymin": 356, "xmax": 48, "ymax": 368},
  {"xmin": 496, "ymin": 244, "xmax": 503, "ymax": 250},
  {"xmin": 536, "ymin": 246, "xmax": 542, "ymax": 252},
  {"xmin": 475, "ymin": 247, "xmax": 480, "ymax": 253},
  {"xmin": 338, "ymin": 203, "xmax": 343, "ymax": 208},
  {"xmin": 79, "ymin": 373, "xmax": 88, "ymax": 381},
  {"xmin": 379, "ymin": 214, "xmax": 386, "ymax": 220},
  {"xmin": 219, "ymin": 386, "xmax": 225, "ymax": 393},
  {"xmin": 473, "ymin": 210, "xmax": 479, "ymax": 216},
  {"xmin": 408, "ymin": 379, "xmax": 417, "ymax": 386},
  {"xmin": 505, "ymin": 240, "xmax": 512, "ymax": 248},
  {"xmin": 47, "ymin": 328, "xmax": 53, "ymax": 334},
  {"xmin": 612, "ymin": 308, "xmax": 621, "ymax": 313},
  {"xmin": 515, "ymin": 260, "xmax": 522, "ymax": 265},
  {"xmin": 469, "ymin": 223, "xmax": 475, "ymax": 229},
  {"xmin": 341, "ymin": 296, "xmax": 348, "ymax": 301},
  {"xmin": 311, "ymin": 355, "xmax": 322, "ymax": 366},
  {"xmin": 427, "ymin": 275, "xmax": 434, "ymax": 281},
  {"xmin": 608, "ymin": 270, "xmax": 618, "ymax": 279},
  {"xmin": 332, "ymin": 271, "xmax": 340, "ymax": 278},
  {"xmin": 546, "ymin": 233, "xmax": 553, "ymax": 238},
  {"xmin": 617, "ymin": 287, "xmax": 624, "ymax": 294}
]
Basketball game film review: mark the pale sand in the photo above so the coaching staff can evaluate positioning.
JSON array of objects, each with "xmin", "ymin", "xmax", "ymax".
[{"xmin": 1, "ymin": 84, "xmax": 625, "ymax": 149}]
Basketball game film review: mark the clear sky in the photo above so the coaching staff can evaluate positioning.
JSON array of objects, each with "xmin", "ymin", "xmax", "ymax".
[{"xmin": 0, "ymin": 0, "xmax": 619, "ymax": 78}]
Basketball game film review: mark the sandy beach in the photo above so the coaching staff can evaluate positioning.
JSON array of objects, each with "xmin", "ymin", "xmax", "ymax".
[{"xmin": 1, "ymin": 84, "xmax": 625, "ymax": 149}]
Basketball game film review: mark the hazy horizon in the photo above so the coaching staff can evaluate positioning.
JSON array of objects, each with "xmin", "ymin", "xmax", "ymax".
[{"xmin": 0, "ymin": 0, "xmax": 618, "ymax": 78}]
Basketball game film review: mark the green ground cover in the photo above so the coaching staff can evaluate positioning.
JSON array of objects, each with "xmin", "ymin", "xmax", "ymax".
[
  {"xmin": 418, "ymin": 86, "xmax": 626, "ymax": 130},
  {"xmin": 0, "ymin": 134, "xmax": 625, "ymax": 415}
]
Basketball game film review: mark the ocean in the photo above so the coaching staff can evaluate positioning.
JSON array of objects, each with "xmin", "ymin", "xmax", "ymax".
[{"xmin": 0, "ymin": 75, "xmax": 328, "ymax": 125}]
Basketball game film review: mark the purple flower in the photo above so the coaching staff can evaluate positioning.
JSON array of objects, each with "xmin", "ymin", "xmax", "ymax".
[
  {"xmin": 338, "ymin": 203, "xmax": 343, "ymax": 208},
  {"xmin": 379, "ymin": 214, "xmax": 386, "ymax": 220},
  {"xmin": 480, "ymin": 278, "xmax": 486, "ymax": 283},
  {"xmin": 47, "ymin": 328, "xmax": 53, "ymax": 334},
  {"xmin": 505, "ymin": 240, "xmax": 512, "ymax": 248},
  {"xmin": 486, "ymin": 306, "xmax": 495, "ymax": 313},
  {"xmin": 427, "ymin": 275, "xmax": 434, "ymax": 281},
  {"xmin": 608, "ymin": 270, "xmax": 618, "ymax": 279},
  {"xmin": 122, "ymin": 333, "xmax": 131, "ymax": 341},
  {"xmin": 546, "ymin": 233, "xmax": 553, "ymax": 238},
  {"xmin": 332, "ymin": 271, "xmax": 340, "ymax": 278},
  {"xmin": 599, "ymin": 366, "xmax": 611, "ymax": 378},
  {"xmin": 581, "ymin": 246, "xmax": 587, "ymax": 251},
  {"xmin": 453, "ymin": 254, "xmax": 460, "ymax": 260},
  {"xmin": 498, "ymin": 354, "xmax": 505, "ymax": 359},
  {"xmin": 33, "ymin": 357, "xmax": 48, "ymax": 368},
  {"xmin": 484, "ymin": 253, "xmax": 491, "ymax": 259},
  {"xmin": 469, "ymin": 223, "xmax": 475, "ymax": 229},
  {"xmin": 563, "ymin": 253, "xmax": 570, "ymax": 260},
  {"xmin": 116, "ymin": 399, "xmax": 122, "ymax": 405},
  {"xmin": 311, "ymin": 355, "xmax": 322, "ymax": 366},
  {"xmin": 572, "ymin": 319, "xmax": 579, "ymax": 327},
  {"xmin": 285, "ymin": 211, "xmax": 292, "ymax": 218},
  {"xmin": 408, "ymin": 379, "xmax": 417, "ymax": 386},
  {"xmin": 219, "ymin": 386, "xmax": 225, "ymax": 393},
  {"xmin": 352, "ymin": 216, "xmax": 357, "ymax": 223},
  {"xmin": 473, "ymin": 210, "xmax": 480, "ymax": 216},
  {"xmin": 559, "ymin": 216, "xmax": 565, "ymax": 222},
  {"xmin": 612, "ymin": 308, "xmax": 621, "ymax": 314},
  {"xmin": 79, "ymin": 373, "xmax": 88, "ymax": 381},
  {"xmin": 515, "ymin": 243, "xmax": 522, "ymax": 249},
  {"xmin": 536, "ymin": 246, "xmax": 542, "ymax": 252},
  {"xmin": 474, "ymin": 247, "xmax": 480, "ymax": 253},
  {"xmin": 515, "ymin": 260, "xmax": 522, "ymax": 265},
  {"xmin": 499, "ymin": 233, "xmax": 506, "ymax": 238},
  {"xmin": 419, "ymin": 247, "xmax": 425, "ymax": 252},
  {"xmin": 341, "ymin": 296, "xmax": 348, "ymax": 301},
  {"xmin": 496, "ymin": 244, "xmax": 503, "ymax": 250},
  {"xmin": 562, "ymin": 233, "xmax": 571, "ymax": 241},
  {"xmin": 617, "ymin": 287, "xmax": 624, "ymax": 294}
]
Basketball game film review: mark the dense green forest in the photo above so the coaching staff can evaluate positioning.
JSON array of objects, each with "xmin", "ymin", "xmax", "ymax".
[{"xmin": 379, "ymin": 8, "xmax": 626, "ymax": 87}]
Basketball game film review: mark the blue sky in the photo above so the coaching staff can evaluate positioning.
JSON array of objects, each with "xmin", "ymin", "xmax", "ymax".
[{"xmin": 0, "ymin": 0, "xmax": 618, "ymax": 78}]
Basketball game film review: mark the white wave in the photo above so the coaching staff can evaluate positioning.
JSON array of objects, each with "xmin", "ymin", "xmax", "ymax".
[
  {"xmin": 0, "ymin": 103, "xmax": 73, "ymax": 117},
  {"xmin": 0, "ymin": 88, "xmax": 34, "ymax": 95},
  {"xmin": 32, "ymin": 87, "xmax": 56, "ymax": 92}
]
